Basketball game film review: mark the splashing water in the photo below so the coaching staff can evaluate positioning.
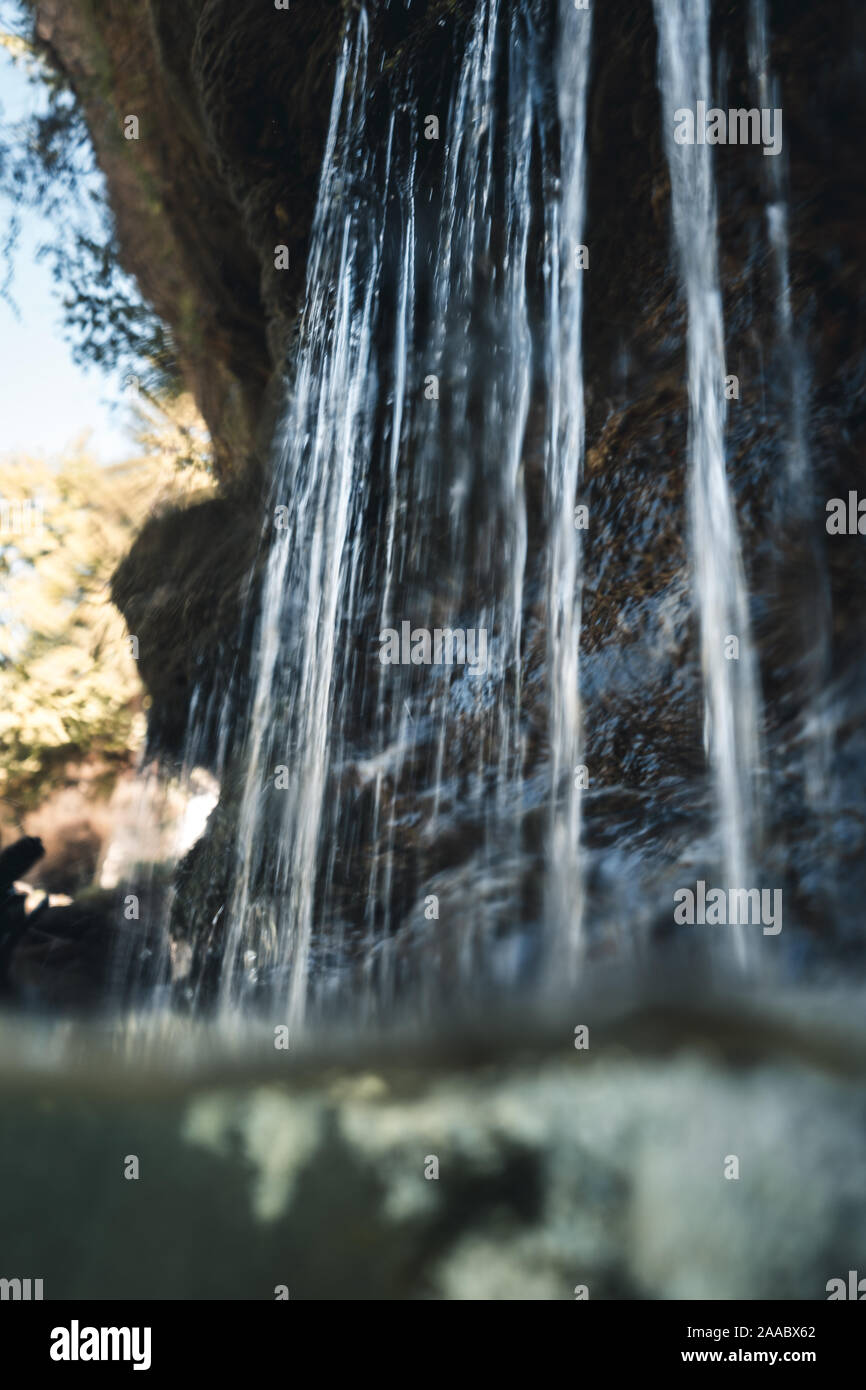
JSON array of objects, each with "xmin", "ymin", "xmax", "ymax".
[{"xmin": 100, "ymin": 734, "xmax": 220, "ymax": 1007}]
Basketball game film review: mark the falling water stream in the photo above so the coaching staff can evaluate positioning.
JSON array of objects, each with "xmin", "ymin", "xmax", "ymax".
[
  {"xmin": 222, "ymin": 12, "xmax": 381, "ymax": 1026},
  {"xmin": 544, "ymin": 0, "xmax": 592, "ymax": 980},
  {"xmin": 748, "ymin": 0, "xmax": 832, "ymax": 815},
  {"xmin": 654, "ymin": 0, "xmax": 763, "ymax": 966}
]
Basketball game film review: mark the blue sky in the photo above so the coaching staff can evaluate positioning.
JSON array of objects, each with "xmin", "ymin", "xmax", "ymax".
[{"xmin": 0, "ymin": 25, "xmax": 136, "ymax": 463}]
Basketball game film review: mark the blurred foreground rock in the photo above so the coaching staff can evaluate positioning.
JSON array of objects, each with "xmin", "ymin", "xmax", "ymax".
[{"xmin": 1, "ymin": 993, "xmax": 864, "ymax": 1299}]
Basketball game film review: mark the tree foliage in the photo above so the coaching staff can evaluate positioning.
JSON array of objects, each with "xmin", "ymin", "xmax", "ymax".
[
  {"xmin": 0, "ymin": 405, "xmax": 212, "ymax": 815},
  {"xmin": 0, "ymin": 1, "xmax": 180, "ymax": 394}
]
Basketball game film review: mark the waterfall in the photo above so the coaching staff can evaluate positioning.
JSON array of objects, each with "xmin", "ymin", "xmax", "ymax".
[
  {"xmin": 58, "ymin": 0, "xmax": 853, "ymax": 1032},
  {"xmin": 544, "ymin": 0, "xmax": 592, "ymax": 980},
  {"xmin": 654, "ymin": 0, "xmax": 762, "ymax": 965},
  {"xmin": 213, "ymin": 0, "xmax": 595, "ymax": 1029},
  {"xmin": 749, "ymin": 0, "xmax": 832, "ymax": 814},
  {"xmin": 220, "ymin": 12, "xmax": 380, "ymax": 1026}
]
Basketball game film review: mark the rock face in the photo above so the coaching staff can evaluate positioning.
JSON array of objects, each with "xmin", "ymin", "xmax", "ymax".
[
  {"xmin": 31, "ymin": 0, "xmax": 279, "ymax": 478},
  {"xmin": 2, "ymin": 997, "xmax": 866, "ymax": 1297},
  {"xmin": 26, "ymin": 1, "xmax": 866, "ymax": 995}
]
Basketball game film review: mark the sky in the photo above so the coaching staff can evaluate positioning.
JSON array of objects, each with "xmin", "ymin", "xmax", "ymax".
[{"xmin": 0, "ymin": 28, "xmax": 136, "ymax": 464}]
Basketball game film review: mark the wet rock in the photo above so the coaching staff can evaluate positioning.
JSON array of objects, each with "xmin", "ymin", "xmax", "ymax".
[{"xmin": 111, "ymin": 495, "xmax": 261, "ymax": 753}]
